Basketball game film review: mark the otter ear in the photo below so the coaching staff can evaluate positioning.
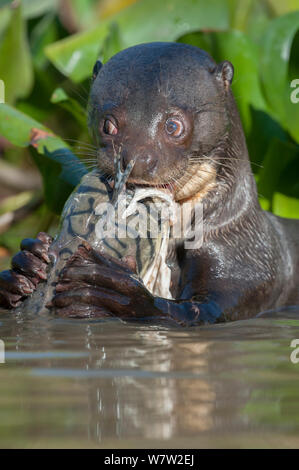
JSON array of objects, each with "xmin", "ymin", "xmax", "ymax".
[
  {"xmin": 92, "ymin": 60, "xmax": 103, "ymax": 81},
  {"xmin": 215, "ymin": 61, "xmax": 234, "ymax": 89}
]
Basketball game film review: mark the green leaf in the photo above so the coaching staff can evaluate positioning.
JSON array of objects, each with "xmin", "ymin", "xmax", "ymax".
[
  {"xmin": 31, "ymin": 147, "xmax": 86, "ymax": 213},
  {"xmin": 0, "ymin": 1, "xmax": 12, "ymax": 9},
  {"xmin": 278, "ymin": 151, "xmax": 299, "ymax": 199},
  {"xmin": 178, "ymin": 29, "xmax": 269, "ymax": 134},
  {"xmin": 21, "ymin": 0, "xmax": 58, "ymax": 19},
  {"xmin": 273, "ymin": 193, "xmax": 299, "ymax": 219},
  {"xmin": 289, "ymin": 30, "xmax": 299, "ymax": 80},
  {"xmin": 30, "ymin": 11, "xmax": 59, "ymax": 69},
  {"xmin": 260, "ymin": 11, "xmax": 299, "ymax": 143},
  {"xmin": 51, "ymin": 87, "xmax": 87, "ymax": 127},
  {"xmin": 257, "ymin": 138, "xmax": 299, "ymax": 208},
  {"xmin": 45, "ymin": 0, "xmax": 229, "ymax": 82},
  {"xmin": 247, "ymin": 107, "xmax": 287, "ymax": 168},
  {"xmin": 267, "ymin": 0, "xmax": 299, "ymax": 16},
  {"xmin": 258, "ymin": 197, "xmax": 270, "ymax": 211},
  {"xmin": 0, "ymin": 3, "xmax": 33, "ymax": 103},
  {"xmin": 228, "ymin": 0, "xmax": 272, "ymax": 40},
  {"xmin": 242, "ymin": 0, "xmax": 273, "ymax": 44},
  {"xmin": 0, "ymin": 3, "xmax": 11, "ymax": 39},
  {"xmin": 0, "ymin": 103, "xmax": 45, "ymax": 146},
  {"xmin": 0, "ymin": 103, "xmax": 87, "ymax": 212},
  {"xmin": 99, "ymin": 21, "xmax": 123, "ymax": 64},
  {"xmin": 60, "ymin": 0, "xmax": 102, "ymax": 31}
]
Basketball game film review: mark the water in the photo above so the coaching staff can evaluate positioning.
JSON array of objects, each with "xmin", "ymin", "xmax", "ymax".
[{"xmin": 1, "ymin": 308, "xmax": 299, "ymax": 448}]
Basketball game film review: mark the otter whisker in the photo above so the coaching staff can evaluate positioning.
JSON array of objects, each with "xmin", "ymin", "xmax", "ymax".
[
  {"xmin": 79, "ymin": 158, "xmax": 98, "ymax": 162},
  {"xmin": 46, "ymin": 152, "xmax": 90, "ymax": 160},
  {"xmin": 64, "ymin": 139, "xmax": 96, "ymax": 148},
  {"xmin": 61, "ymin": 83, "xmax": 89, "ymax": 107},
  {"xmin": 186, "ymin": 162, "xmax": 217, "ymax": 177},
  {"xmin": 73, "ymin": 146, "xmax": 98, "ymax": 152},
  {"xmin": 73, "ymin": 153, "xmax": 98, "ymax": 158},
  {"xmin": 189, "ymin": 157, "xmax": 235, "ymax": 173},
  {"xmin": 189, "ymin": 154, "xmax": 263, "ymax": 171},
  {"xmin": 196, "ymin": 109, "xmax": 227, "ymax": 116},
  {"xmin": 75, "ymin": 155, "xmax": 97, "ymax": 162},
  {"xmin": 211, "ymin": 155, "xmax": 262, "ymax": 168},
  {"xmin": 167, "ymin": 174, "xmax": 184, "ymax": 190},
  {"xmin": 195, "ymin": 100, "xmax": 225, "ymax": 111},
  {"xmin": 204, "ymin": 154, "xmax": 263, "ymax": 169}
]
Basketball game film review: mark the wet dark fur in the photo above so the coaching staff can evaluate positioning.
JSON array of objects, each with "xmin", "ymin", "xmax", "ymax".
[
  {"xmin": 1, "ymin": 42, "xmax": 299, "ymax": 324},
  {"xmin": 86, "ymin": 43, "xmax": 299, "ymax": 322}
]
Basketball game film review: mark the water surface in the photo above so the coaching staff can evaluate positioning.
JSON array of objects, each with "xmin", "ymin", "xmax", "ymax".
[{"xmin": 1, "ymin": 308, "xmax": 299, "ymax": 448}]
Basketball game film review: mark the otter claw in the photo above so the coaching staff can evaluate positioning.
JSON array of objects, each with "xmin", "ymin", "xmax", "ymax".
[
  {"xmin": 20, "ymin": 237, "xmax": 52, "ymax": 264},
  {"xmin": 0, "ymin": 231, "xmax": 53, "ymax": 309},
  {"xmin": 12, "ymin": 251, "xmax": 48, "ymax": 280},
  {"xmin": 0, "ymin": 270, "xmax": 34, "ymax": 296},
  {"xmin": 0, "ymin": 287, "xmax": 22, "ymax": 308},
  {"xmin": 37, "ymin": 232, "xmax": 53, "ymax": 246}
]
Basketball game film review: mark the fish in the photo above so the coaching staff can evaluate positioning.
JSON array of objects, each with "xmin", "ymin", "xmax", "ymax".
[{"xmin": 16, "ymin": 154, "xmax": 179, "ymax": 315}]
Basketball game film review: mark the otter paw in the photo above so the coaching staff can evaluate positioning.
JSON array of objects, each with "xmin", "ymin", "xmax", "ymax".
[{"xmin": 0, "ymin": 232, "xmax": 53, "ymax": 309}]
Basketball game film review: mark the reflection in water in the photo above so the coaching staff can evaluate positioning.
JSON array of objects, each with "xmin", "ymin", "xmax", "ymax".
[{"xmin": 1, "ymin": 309, "xmax": 299, "ymax": 448}]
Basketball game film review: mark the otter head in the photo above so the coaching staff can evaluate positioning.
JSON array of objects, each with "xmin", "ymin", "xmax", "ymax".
[{"xmin": 88, "ymin": 42, "xmax": 241, "ymax": 202}]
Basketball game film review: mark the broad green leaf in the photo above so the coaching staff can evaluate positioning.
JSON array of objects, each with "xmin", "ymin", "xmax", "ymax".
[
  {"xmin": 273, "ymin": 193, "xmax": 299, "ymax": 219},
  {"xmin": 260, "ymin": 11, "xmax": 299, "ymax": 143},
  {"xmin": 213, "ymin": 30, "xmax": 269, "ymax": 131},
  {"xmin": 0, "ymin": 1, "xmax": 12, "ymax": 7},
  {"xmin": 267, "ymin": 0, "xmax": 299, "ymax": 16},
  {"xmin": 51, "ymin": 87, "xmax": 87, "ymax": 127},
  {"xmin": 99, "ymin": 21, "xmax": 122, "ymax": 64},
  {"xmin": 59, "ymin": 0, "xmax": 107, "ymax": 31},
  {"xmin": 0, "ymin": 103, "xmax": 46, "ymax": 146},
  {"xmin": 247, "ymin": 107, "xmax": 287, "ymax": 168},
  {"xmin": 0, "ymin": 3, "xmax": 33, "ymax": 103},
  {"xmin": 45, "ymin": 23, "xmax": 110, "ymax": 82},
  {"xmin": 16, "ymin": 101, "xmax": 49, "ymax": 124},
  {"xmin": 31, "ymin": 148, "xmax": 87, "ymax": 213},
  {"xmin": 0, "ymin": 103, "xmax": 87, "ymax": 212},
  {"xmin": 228, "ymin": 0, "xmax": 255, "ymax": 30},
  {"xmin": 21, "ymin": 0, "xmax": 58, "ymax": 19},
  {"xmin": 178, "ymin": 30, "xmax": 269, "ymax": 133},
  {"xmin": 45, "ymin": 0, "xmax": 229, "ymax": 82},
  {"xmin": 69, "ymin": 0, "xmax": 100, "ymax": 29},
  {"xmin": 289, "ymin": 30, "xmax": 299, "ymax": 80},
  {"xmin": 277, "ymin": 150, "xmax": 299, "ymax": 199},
  {"xmin": 228, "ymin": 0, "xmax": 273, "ymax": 41},
  {"xmin": 0, "ymin": 3, "xmax": 11, "ymax": 39},
  {"xmin": 258, "ymin": 197, "xmax": 270, "ymax": 211},
  {"xmin": 30, "ymin": 12, "xmax": 59, "ymax": 69},
  {"xmin": 257, "ymin": 139, "xmax": 299, "ymax": 208},
  {"xmin": 242, "ymin": 0, "xmax": 273, "ymax": 44}
]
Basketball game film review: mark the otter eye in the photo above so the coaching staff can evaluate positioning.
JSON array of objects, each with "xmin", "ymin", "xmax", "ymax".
[
  {"xmin": 103, "ymin": 119, "xmax": 118, "ymax": 135},
  {"xmin": 165, "ymin": 118, "xmax": 184, "ymax": 137}
]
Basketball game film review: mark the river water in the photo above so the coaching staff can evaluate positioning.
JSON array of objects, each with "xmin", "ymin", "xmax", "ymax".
[{"xmin": 0, "ymin": 308, "xmax": 299, "ymax": 448}]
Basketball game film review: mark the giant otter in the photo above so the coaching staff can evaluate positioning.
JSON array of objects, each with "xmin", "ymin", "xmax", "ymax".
[{"xmin": 1, "ymin": 42, "xmax": 299, "ymax": 325}]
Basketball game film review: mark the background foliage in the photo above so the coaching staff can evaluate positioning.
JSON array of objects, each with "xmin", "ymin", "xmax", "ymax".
[{"xmin": 0, "ymin": 0, "xmax": 298, "ymax": 269}]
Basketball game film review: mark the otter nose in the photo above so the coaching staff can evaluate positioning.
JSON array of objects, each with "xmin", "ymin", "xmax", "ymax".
[{"xmin": 121, "ymin": 150, "xmax": 158, "ymax": 177}]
